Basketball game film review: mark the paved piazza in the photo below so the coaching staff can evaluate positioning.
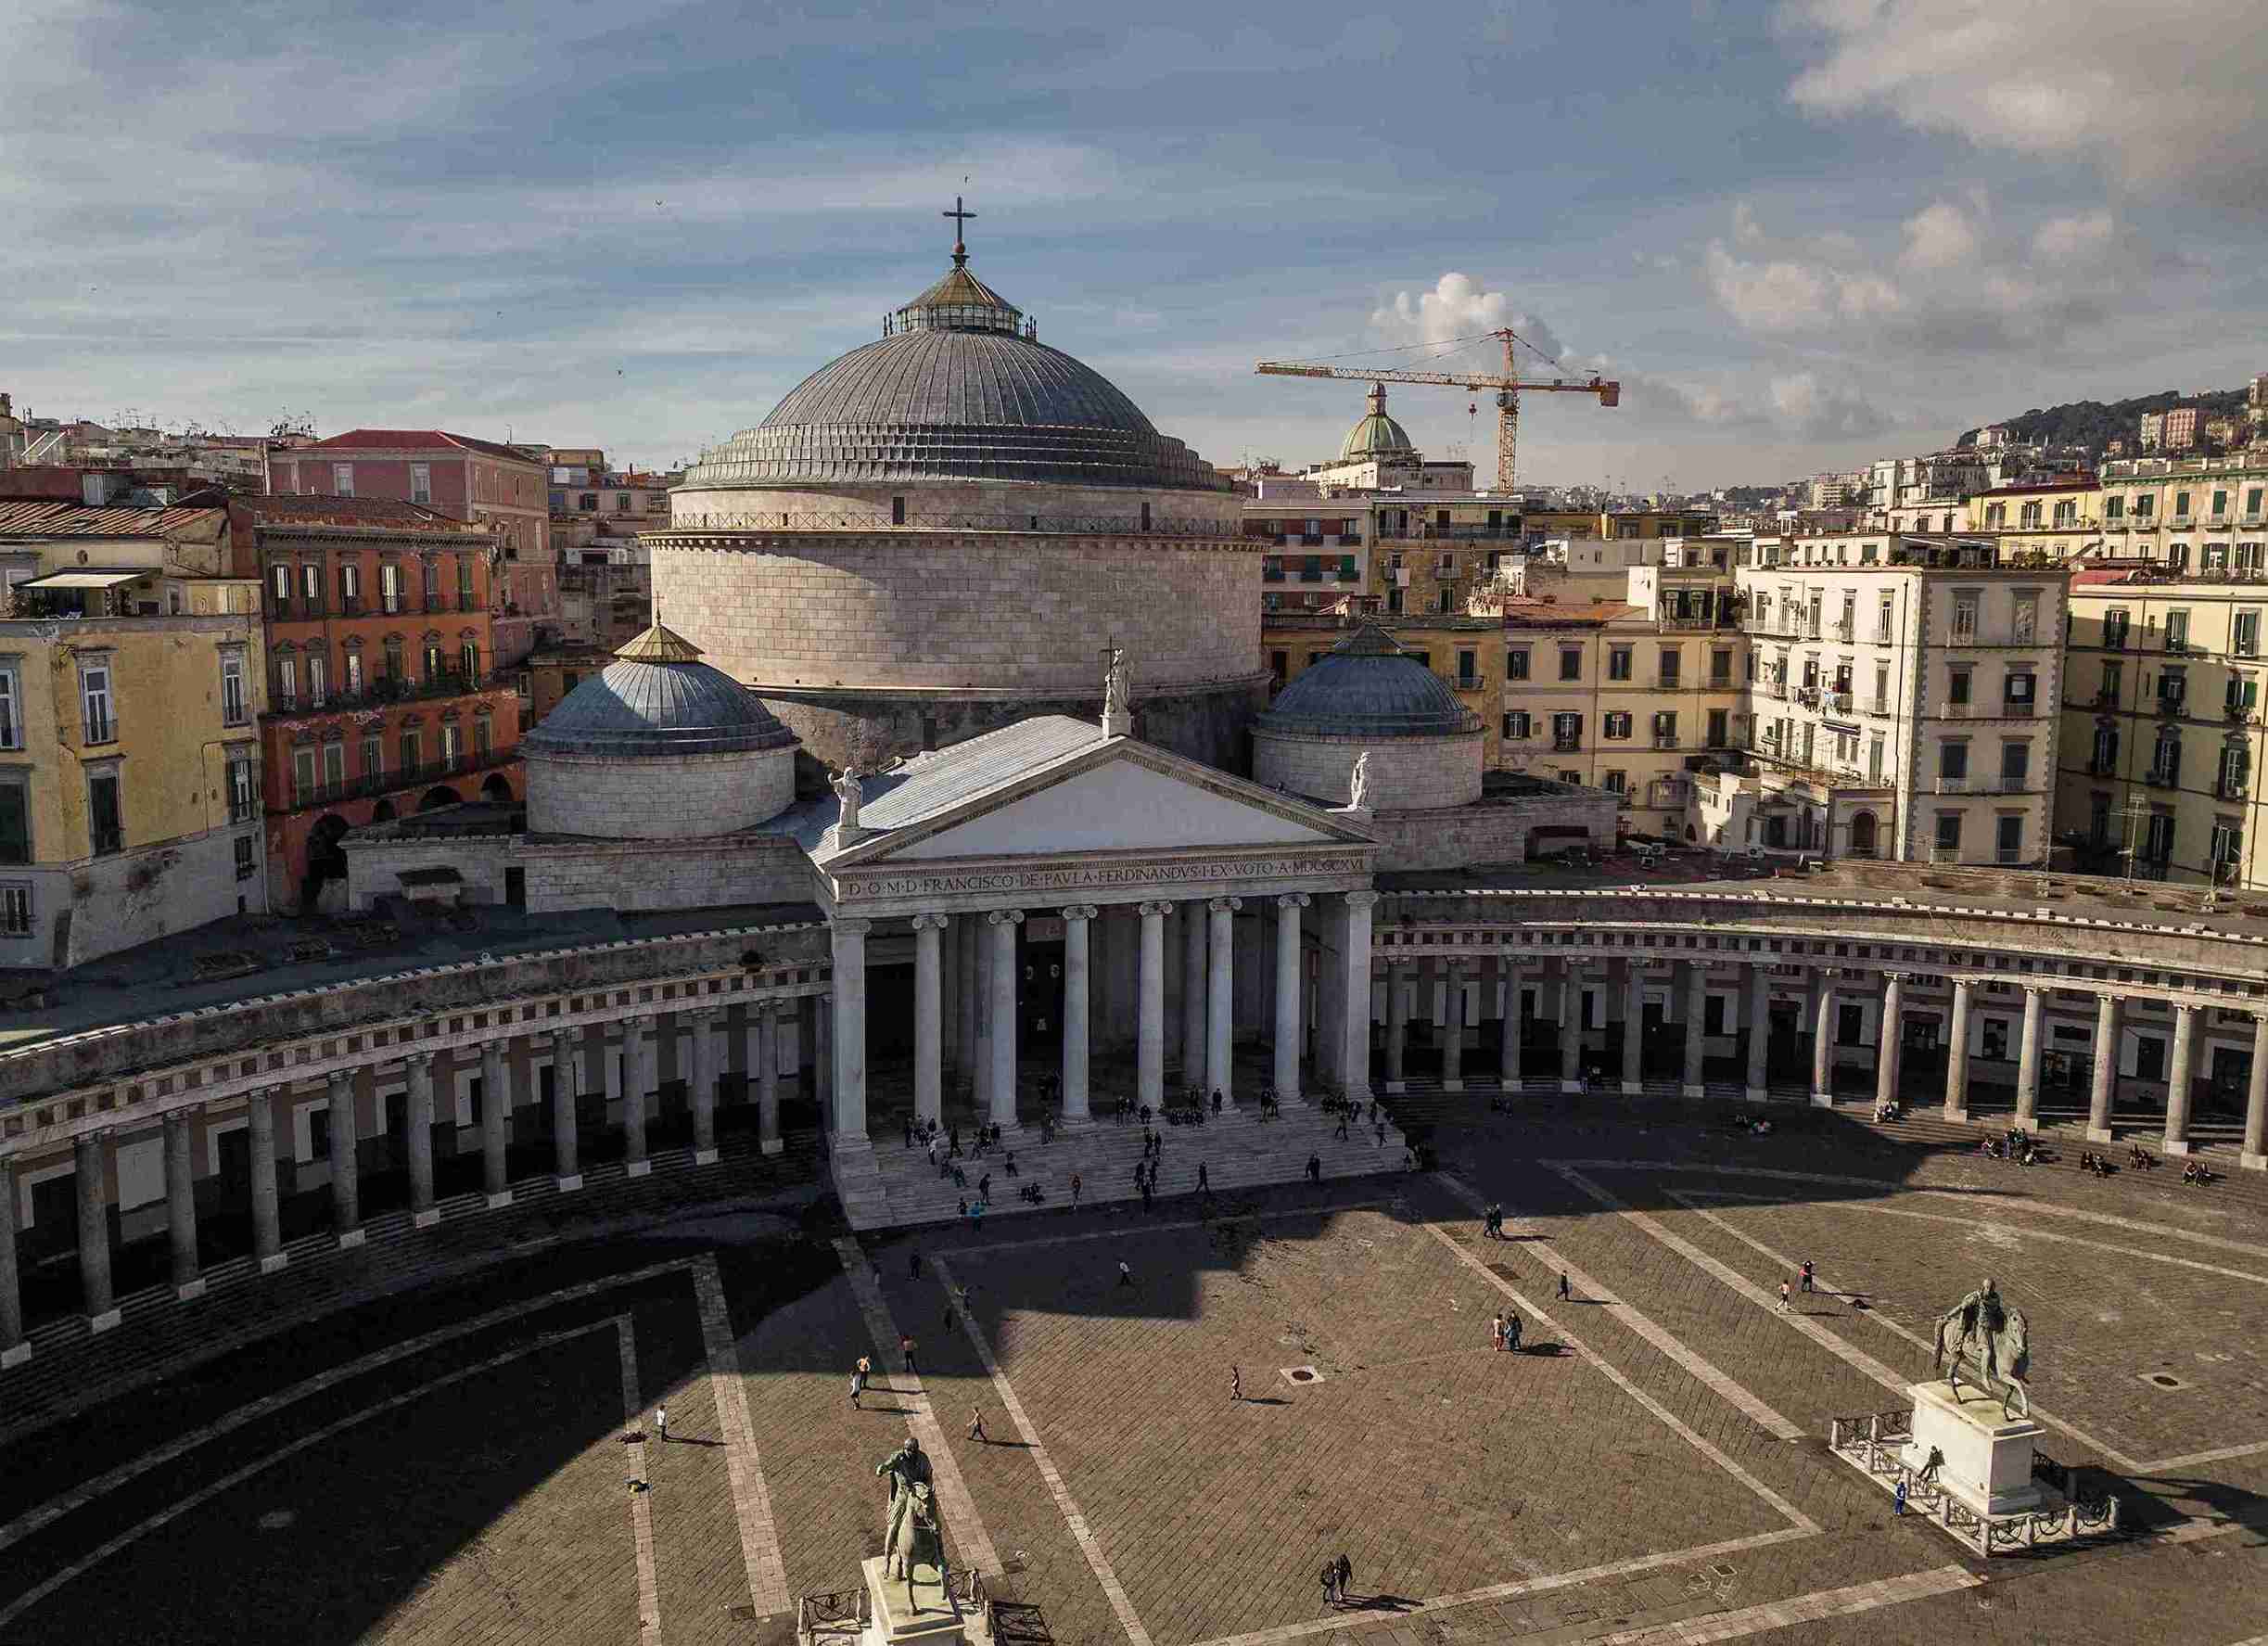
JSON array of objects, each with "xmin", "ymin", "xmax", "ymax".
[{"xmin": 8, "ymin": 1104, "xmax": 2268, "ymax": 1645}]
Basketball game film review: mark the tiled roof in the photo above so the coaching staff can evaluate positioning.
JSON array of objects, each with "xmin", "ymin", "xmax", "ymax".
[
  {"xmin": 0, "ymin": 499, "xmax": 227, "ymax": 538},
  {"xmin": 299, "ymin": 429, "xmax": 541, "ymax": 465},
  {"xmin": 243, "ymin": 494, "xmax": 481, "ymax": 531},
  {"xmin": 851, "ymin": 716, "xmax": 1098, "ymax": 835}
]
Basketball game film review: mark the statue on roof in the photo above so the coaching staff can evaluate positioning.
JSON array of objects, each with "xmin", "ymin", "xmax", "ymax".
[
  {"xmin": 1103, "ymin": 646, "xmax": 1129, "ymax": 721},
  {"xmin": 1348, "ymin": 750, "xmax": 1373, "ymax": 812},
  {"xmin": 831, "ymin": 766, "xmax": 863, "ymax": 835}
]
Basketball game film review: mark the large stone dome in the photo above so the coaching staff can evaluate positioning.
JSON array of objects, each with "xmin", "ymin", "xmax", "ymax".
[
  {"xmin": 522, "ymin": 622, "xmax": 799, "ymax": 837},
  {"xmin": 679, "ymin": 251, "xmax": 1228, "ymax": 493}
]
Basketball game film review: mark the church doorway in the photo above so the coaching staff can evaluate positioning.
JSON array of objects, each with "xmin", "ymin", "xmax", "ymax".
[{"xmin": 1019, "ymin": 916, "xmax": 1064, "ymax": 1054}]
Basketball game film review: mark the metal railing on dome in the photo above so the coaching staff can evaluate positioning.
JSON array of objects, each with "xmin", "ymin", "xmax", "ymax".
[{"xmin": 663, "ymin": 511, "xmax": 1235, "ymax": 539}]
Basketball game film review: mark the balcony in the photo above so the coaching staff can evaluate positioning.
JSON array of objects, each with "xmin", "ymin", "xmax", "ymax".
[
  {"xmin": 1552, "ymin": 736, "xmax": 1583, "ymax": 753},
  {"xmin": 2157, "ymin": 694, "xmax": 2187, "ymax": 718},
  {"xmin": 1261, "ymin": 569, "xmax": 1285, "ymax": 582},
  {"xmin": 1822, "ymin": 689, "xmax": 1854, "ymax": 715},
  {"xmin": 1935, "ymin": 776, "xmax": 1969, "ymax": 795},
  {"xmin": 1867, "ymin": 697, "xmax": 1892, "ymax": 717},
  {"xmin": 2085, "ymin": 759, "xmax": 2119, "ymax": 777},
  {"xmin": 1335, "ymin": 569, "xmax": 1361, "ymax": 583},
  {"xmin": 2144, "ymin": 767, "xmax": 2180, "ymax": 788},
  {"xmin": 339, "ymin": 596, "xmax": 363, "ymax": 617},
  {"xmin": 1650, "ymin": 734, "xmax": 1678, "ymax": 749},
  {"xmin": 2217, "ymin": 779, "xmax": 2250, "ymax": 801},
  {"xmin": 1337, "ymin": 534, "xmax": 1362, "ymax": 547},
  {"xmin": 278, "ymin": 746, "xmax": 520, "ymax": 812},
  {"xmin": 1830, "ymin": 621, "xmax": 1854, "ymax": 642},
  {"xmin": 263, "ymin": 671, "xmax": 508, "ymax": 721}
]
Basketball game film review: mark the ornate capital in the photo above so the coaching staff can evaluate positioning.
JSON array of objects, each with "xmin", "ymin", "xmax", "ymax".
[
  {"xmin": 400, "ymin": 1048, "xmax": 434, "ymax": 1074},
  {"xmin": 831, "ymin": 918, "xmax": 874, "ymax": 939},
  {"xmin": 1344, "ymin": 889, "xmax": 1382, "ymax": 911},
  {"xmin": 1137, "ymin": 900, "xmax": 1175, "ymax": 918},
  {"xmin": 1276, "ymin": 892, "xmax": 1312, "ymax": 910},
  {"xmin": 987, "ymin": 908, "xmax": 1025, "ymax": 927},
  {"xmin": 909, "ymin": 912, "xmax": 951, "ymax": 932},
  {"xmin": 682, "ymin": 1005, "xmax": 718, "ymax": 1024},
  {"xmin": 1060, "ymin": 903, "xmax": 1101, "ymax": 923},
  {"xmin": 1208, "ymin": 895, "xmax": 1242, "ymax": 914}
]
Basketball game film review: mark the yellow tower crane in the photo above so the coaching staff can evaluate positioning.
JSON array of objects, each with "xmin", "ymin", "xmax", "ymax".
[{"xmin": 1255, "ymin": 328, "xmax": 1620, "ymax": 496}]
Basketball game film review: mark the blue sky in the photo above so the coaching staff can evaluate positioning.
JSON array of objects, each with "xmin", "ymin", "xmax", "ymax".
[{"xmin": 4, "ymin": 0, "xmax": 2263, "ymax": 489}]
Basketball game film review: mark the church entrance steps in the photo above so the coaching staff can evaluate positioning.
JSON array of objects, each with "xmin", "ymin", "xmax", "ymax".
[{"xmin": 844, "ymin": 1106, "xmax": 1407, "ymax": 1231}]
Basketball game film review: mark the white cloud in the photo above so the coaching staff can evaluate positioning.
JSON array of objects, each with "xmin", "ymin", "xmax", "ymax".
[
  {"xmin": 2032, "ymin": 209, "xmax": 2116, "ymax": 261},
  {"xmin": 1370, "ymin": 274, "xmax": 1568, "ymax": 364},
  {"xmin": 1900, "ymin": 201, "xmax": 1978, "ymax": 271},
  {"xmin": 1769, "ymin": 372, "xmax": 1890, "ymax": 440},
  {"xmin": 1702, "ymin": 240, "xmax": 1833, "ymax": 332},
  {"xmin": 1783, "ymin": 0, "xmax": 2268, "ymax": 206}
]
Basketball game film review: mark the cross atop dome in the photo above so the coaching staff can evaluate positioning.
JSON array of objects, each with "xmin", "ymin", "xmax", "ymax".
[{"xmin": 943, "ymin": 195, "xmax": 976, "ymax": 268}]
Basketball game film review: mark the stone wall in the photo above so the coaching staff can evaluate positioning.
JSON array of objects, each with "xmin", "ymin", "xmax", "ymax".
[
  {"xmin": 762, "ymin": 676, "xmax": 1268, "ymax": 779},
  {"xmin": 667, "ymin": 478, "xmax": 1242, "ymax": 533},
  {"xmin": 27, "ymin": 825, "xmax": 267, "ymax": 973},
  {"xmin": 520, "ymin": 836, "xmax": 815, "ymax": 915},
  {"xmin": 645, "ymin": 530, "xmax": 1260, "ymax": 699},
  {"xmin": 526, "ymin": 746, "xmax": 796, "ymax": 839},
  {"xmin": 1255, "ymin": 728, "xmax": 1483, "ymax": 811},
  {"xmin": 1365, "ymin": 792, "xmax": 1618, "ymax": 872}
]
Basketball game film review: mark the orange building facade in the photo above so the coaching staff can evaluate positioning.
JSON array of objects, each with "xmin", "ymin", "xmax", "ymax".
[{"xmin": 235, "ymin": 497, "xmax": 523, "ymax": 911}]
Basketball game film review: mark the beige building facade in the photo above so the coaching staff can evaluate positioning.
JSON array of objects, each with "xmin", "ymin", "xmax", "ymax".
[{"xmin": 2097, "ymin": 454, "xmax": 2268, "ymax": 574}]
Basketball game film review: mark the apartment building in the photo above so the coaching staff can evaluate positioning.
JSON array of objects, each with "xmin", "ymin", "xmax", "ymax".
[
  {"xmin": 2058, "ymin": 566, "xmax": 2268, "ymax": 887},
  {"xmin": 237, "ymin": 496, "xmax": 522, "ymax": 911},
  {"xmin": 267, "ymin": 431, "xmax": 554, "ymax": 668},
  {"xmin": 1496, "ymin": 578, "xmax": 1746, "ymax": 837},
  {"xmin": 1724, "ymin": 534, "xmax": 2068, "ymax": 866},
  {"xmin": 1966, "ymin": 476, "xmax": 2100, "ymax": 561},
  {"xmin": 0, "ymin": 495, "xmax": 265, "ymax": 969},
  {"xmin": 2096, "ymin": 454, "xmax": 2268, "ymax": 574}
]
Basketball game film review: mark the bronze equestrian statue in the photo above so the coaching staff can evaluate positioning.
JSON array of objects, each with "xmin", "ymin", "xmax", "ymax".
[
  {"xmin": 1933, "ymin": 1275, "xmax": 2032, "ymax": 1421},
  {"xmin": 876, "ymin": 1435, "xmax": 949, "ymax": 1612}
]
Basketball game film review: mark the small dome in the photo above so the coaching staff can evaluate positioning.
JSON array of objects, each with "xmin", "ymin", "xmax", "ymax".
[
  {"xmin": 521, "ymin": 621, "xmax": 798, "ymax": 759},
  {"xmin": 1340, "ymin": 383, "xmax": 1415, "ymax": 461},
  {"xmin": 1257, "ymin": 623, "xmax": 1479, "ymax": 738}
]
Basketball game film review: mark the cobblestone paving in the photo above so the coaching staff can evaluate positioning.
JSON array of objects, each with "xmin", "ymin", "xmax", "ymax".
[{"xmin": 10, "ymin": 1109, "xmax": 2268, "ymax": 1645}]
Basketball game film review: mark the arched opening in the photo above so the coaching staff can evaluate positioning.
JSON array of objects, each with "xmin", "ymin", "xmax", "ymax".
[
  {"xmin": 479, "ymin": 772, "xmax": 515, "ymax": 803},
  {"xmin": 302, "ymin": 813, "xmax": 351, "ymax": 908},
  {"xmin": 1848, "ymin": 810, "xmax": 1878, "ymax": 859},
  {"xmin": 369, "ymin": 799, "xmax": 397, "ymax": 823},
  {"xmin": 418, "ymin": 785, "xmax": 461, "ymax": 813}
]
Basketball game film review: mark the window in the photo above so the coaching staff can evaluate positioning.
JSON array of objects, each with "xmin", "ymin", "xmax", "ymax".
[
  {"xmin": 2237, "ymin": 612, "xmax": 2261, "ymax": 658},
  {"xmin": 2135, "ymin": 494, "xmax": 2155, "ymax": 519},
  {"xmin": 1940, "ymin": 742, "xmax": 1969, "ymax": 780},
  {"xmin": 2153, "ymin": 730, "xmax": 2181, "ymax": 783},
  {"xmin": 409, "ymin": 463, "xmax": 431, "ymax": 504},
  {"xmin": 2093, "ymin": 725, "xmax": 2120, "ymax": 772},
  {"xmin": 422, "ymin": 642, "xmax": 443, "ymax": 682},
  {"xmin": 440, "ymin": 721, "xmax": 463, "ymax": 762},
  {"xmin": 322, "ymin": 741, "xmax": 346, "ymax": 791},
  {"xmin": 2000, "ymin": 741, "xmax": 2031, "ymax": 791},
  {"xmin": 400, "ymin": 728, "xmax": 422, "ymax": 773},
  {"xmin": 578, "ymin": 491, "xmax": 598, "ymax": 513},
  {"xmin": 2011, "ymin": 593, "xmax": 2037, "ymax": 644},
  {"xmin": 2166, "ymin": 609, "xmax": 2190, "ymax": 650},
  {"xmin": 269, "ymin": 562, "xmax": 291, "ymax": 614},
  {"xmin": 1707, "ymin": 708, "xmax": 1729, "ymax": 746},
  {"xmin": 2004, "ymin": 670, "xmax": 2034, "ymax": 709},
  {"xmin": 1947, "ymin": 666, "xmax": 1971, "ymax": 707},
  {"xmin": 2230, "ymin": 674, "xmax": 2259, "ymax": 718},
  {"xmin": 2174, "ymin": 491, "xmax": 2192, "ymax": 518},
  {"xmin": 617, "ymin": 492, "xmax": 632, "ymax": 514},
  {"xmin": 338, "ymin": 562, "xmax": 362, "ymax": 614},
  {"xmin": 306, "ymin": 651, "xmax": 327, "ymax": 708},
  {"xmin": 1996, "ymin": 814, "xmax": 2024, "ymax": 865},
  {"xmin": 1951, "ymin": 593, "xmax": 1979, "ymax": 643},
  {"xmin": 0, "ymin": 663, "xmax": 17, "ymax": 750},
  {"xmin": 456, "ymin": 556, "xmax": 476, "ymax": 611},
  {"xmin": 1710, "ymin": 648, "xmax": 1731, "ymax": 686},
  {"xmin": 1603, "ymin": 711, "xmax": 1632, "ymax": 740},
  {"xmin": 1559, "ymin": 648, "xmax": 1582, "ymax": 682},
  {"xmin": 0, "ymin": 777, "xmax": 28, "ymax": 864},
  {"xmin": 2145, "ymin": 811, "xmax": 2176, "ymax": 862},
  {"xmin": 1456, "ymin": 648, "xmax": 1478, "ymax": 686},
  {"xmin": 2103, "ymin": 607, "xmax": 2130, "ymax": 649},
  {"xmin": 80, "ymin": 661, "xmax": 114, "ymax": 745},
  {"xmin": 234, "ymin": 834, "xmax": 256, "ymax": 880},
  {"xmin": 1602, "ymin": 770, "xmax": 1627, "ymax": 795},
  {"xmin": 1507, "ymin": 647, "xmax": 1530, "ymax": 682},
  {"xmin": 1651, "ymin": 710, "xmax": 1677, "ymax": 746},
  {"xmin": 1607, "ymin": 647, "xmax": 1633, "ymax": 682},
  {"xmin": 474, "ymin": 714, "xmax": 493, "ymax": 757},
  {"xmin": 2212, "ymin": 490, "xmax": 2230, "ymax": 518},
  {"xmin": 274, "ymin": 655, "xmax": 298, "ymax": 711},
  {"xmin": 2107, "ymin": 495, "xmax": 2124, "ymax": 521},
  {"xmin": 360, "ymin": 734, "xmax": 382, "ymax": 781},
  {"xmin": 379, "ymin": 562, "xmax": 401, "ymax": 614},
  {"xmin": 302, "ymin": 561, "xmax": 323, "ymax": 612},
  {"xmin": 1552, "ymin": 711, "xmax": 1583, "ymax": 750},
  {"xmin": 227, "ymin": 757, "xmax": 256, "ymax": 823},
  {"xmin": 423, "ymin": 558, "xmax": 440, "ymax": 609},
  {"xmin": 331, "ymin": 462, "xmax": 353, "ymax": 497},
  {"xmin": 1658, "ymin": 648, "xmax": 1680, "ymax": 686},
  {"xmin": 2220, "ymin": 744, "xmax": 2249, "ymax": 797},
  {"xmin": 1504, "ymin": 710, "xmax": 1531, "ymax": 739},
  {"xmin": 1935, "ymin": 811, "xmax": 1962, "ymax": 852},
  {"xmin": 2249, "ymin": 488, "xmax": 2264, "ymax": 520},
  {"xmin": 0, "ymin": 883, "xmax": 27, "ymax": 936},
  {"xmin": 343, "ymin": 649, "xmax": 363, "ymax": 696},
  {"xmin": 87, "ymin": 770, "xmax": 122, "ymax": 856},
  {"xmin": 2160, "ymin": 666, "xmax": 2187, "ymax": 710}
]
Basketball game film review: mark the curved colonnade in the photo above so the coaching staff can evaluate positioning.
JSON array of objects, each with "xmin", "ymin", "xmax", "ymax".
[{"xmin": 3, "ymin": 879, "xmax": 2265, "ymax": 1368}]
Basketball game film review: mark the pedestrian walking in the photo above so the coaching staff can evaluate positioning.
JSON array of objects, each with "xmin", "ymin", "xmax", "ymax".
[
  {"xmin": 1118, "ymin": 1259, "xmax": 1134, "ymax": 1287},
  {"xmin": 1335, "ymin": 1553, "xmax": 1352, "ymax": 1603},
  {"xmin": 1505, "ymin": 1311, "xmax": 1523, "ymax": 1353},
  {"xmin": 1892, "ymin": 1478, "xmax": 1908, "ymax": 1515},
  {"xmin": 969, "ymin": 1407, "xmax": 989, "ymax": 1444},
  {"xmin": 943, "ymin": 1302, "xmax": 956, "ymax": 1333},
  {"xmin": 1800, "ymin": 1259, "xmax": 1815, "ymax": 1294},
  {"xmin": 1198, "ymin": 1162, "xmax": 1210, "ymax": 1193},
  {"xmin": 1071, "ymin": 1171, "xmax": 1082, "ymax": 1206},
  {"xmin": 1778, "ymin": 1280, "xmax": 1790, "ymax": 1313},
  {"xmin": 1306, "ymin": 1154, "xmax": 1322, "ymax": 1184},
  {"xmin": 910, "ymin": 1249, "xmax": 924, "ymax": 1279},
  {"xmin": 852, "ymin": 1355, "xmax": 872, "ymax": 1407},
  {"xmin": 901, "ymin": 1333, "xmax": 919, "ymax": 1374},
  {"xmin": 1320, "ymin": 1559, "xmax": 1339, "ymax": 1607},
  {"xmin": 1490, "ymin": 1312, "xmax": 1505, "ymax": 1352},
  {"xmin": 656, "ymin": 1404, "xmax": 669, "ymax": 1443},
  {"xmin": 1558, "ymin": 1271, "xmax": 1572, "ymax": 1302},
  {"xmin": 1230, "ymin": 1365, "xmax": 1242, "ymax": 1402}
]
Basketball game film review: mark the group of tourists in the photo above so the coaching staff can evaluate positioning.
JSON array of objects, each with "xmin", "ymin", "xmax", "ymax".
[{"xmin": 1489, "ymin": 1310, "xmax": 1523, "ymax": 1353}]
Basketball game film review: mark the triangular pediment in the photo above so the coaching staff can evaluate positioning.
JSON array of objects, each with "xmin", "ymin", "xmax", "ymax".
[{"xmin": 824, "ymin": 728, "xmax": 1371, "ymax": 869}]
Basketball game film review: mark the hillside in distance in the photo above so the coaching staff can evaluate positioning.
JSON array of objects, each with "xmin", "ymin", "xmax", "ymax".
[{"xmin": 1958, "ymin": 387, "xmax": 2247, "ymax": 455}]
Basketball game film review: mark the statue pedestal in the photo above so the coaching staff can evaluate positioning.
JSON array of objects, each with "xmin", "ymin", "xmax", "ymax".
[
  {"xmin": 1901, "ymin": 1379, "xmax": 2044, "ymax": 1518},
  {"xmin": 861, "ymin": 1555, "xmax": 973, "ymax": 1646}
]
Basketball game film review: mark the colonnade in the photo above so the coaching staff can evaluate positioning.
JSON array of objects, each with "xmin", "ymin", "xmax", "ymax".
[
  {"xmin": 828, "ymin": 890, "xmax": 1372, "ymax": 1142},
  {"xmin": 0, "ymin": 1002, "xmax": 809, "ymax": 1364},
  {"xmin": 1371, "ymin": 954, "xmax": 2268, "ymax": 1164}
]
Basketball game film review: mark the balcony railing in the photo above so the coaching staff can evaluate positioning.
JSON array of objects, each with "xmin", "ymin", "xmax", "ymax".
[
  {"xmin": 265, "ymin": 671, "xmax": 507, "ymax": 720},
  {"xmin": 2217, "ymin": 779, "xmax": 2249, "ymax": 801},
  {"xmin": 2145, "ymin": 767, "xmax": 2180, "ymax": 788},
  {"xmin": 1552, "ymin": 736, "xmax": 1583, "ymax": 753},
  {"xmin": 278, "ymin": 746, "xmax": 520, "ymax": 812}
]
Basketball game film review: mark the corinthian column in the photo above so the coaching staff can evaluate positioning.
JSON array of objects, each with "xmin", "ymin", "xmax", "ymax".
[
  {"xmin": 1274, "ymin": 894, "xmax": 1309, "ymax": 1104},
  {"xmin": 1339, "ymin": 891, "xmax": 1378, "ymax": 1101},
  {"xmin": 1061, "ymin": 906, "xmax": 1098, "ymax": 1122},
  {"xmin": 911, "ymin": 914, "xmax": 949, "ymax": 1128},
  {"xmin": 987, "ymin": 910, "xmax": 1023, "ymax": 1127},
  {"xmin": 1137, "ymin": 901, "xmax": 1170, "ymax": 1112},
  {"xmin": 1206, "ymin": 896, "xmax": 1240, "ymax": 1104}
]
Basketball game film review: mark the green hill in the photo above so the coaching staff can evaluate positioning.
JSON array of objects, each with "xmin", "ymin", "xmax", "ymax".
[{"xmin": 1957, "ymin": 388, "xmax": 2247, "ymax": 455}]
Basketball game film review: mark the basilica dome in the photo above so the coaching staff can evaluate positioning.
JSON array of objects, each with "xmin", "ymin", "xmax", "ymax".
[
  {"xmin": 1339, "ymin": 383, "xmax": 1415, "ymax": 461},
  {"xmin": 680, "ymin": 252, "xmax": 1228, "ymax": 493},
  {"xmin": 1255, "ymin": 624, "xmax": 1483, "ymax": 810}
]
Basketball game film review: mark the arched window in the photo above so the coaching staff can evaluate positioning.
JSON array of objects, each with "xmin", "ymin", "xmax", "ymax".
[{"xmin": 1848, "ymin": 811, "xmax": 1878, "ymax": 858}]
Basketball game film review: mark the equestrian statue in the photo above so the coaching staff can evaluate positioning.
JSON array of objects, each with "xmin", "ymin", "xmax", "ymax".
[
  {"xmin": 1932, "ymin": 1274, "xmax": 2032, "ymax": 1420},
  {"xmin": 875, "ymin": 1435, "xmax": 949, "ymax": 1612}
]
